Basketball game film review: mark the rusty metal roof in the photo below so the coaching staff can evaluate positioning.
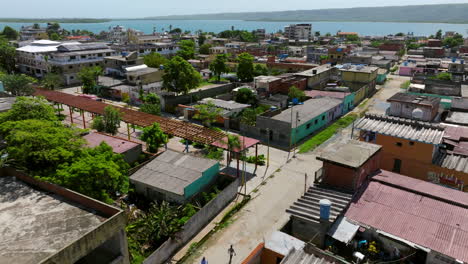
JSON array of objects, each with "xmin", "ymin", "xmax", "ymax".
[
  {"xmin": 355, "ymin": 114, "xmax": 445, "ymax": 145},
  {"xmin": 34, "ymin": 89, "xmax": 226, "ymax": 145},
  {"xmin": 345, "ymin": 170, "xmax": 468, "ymax": 262}
]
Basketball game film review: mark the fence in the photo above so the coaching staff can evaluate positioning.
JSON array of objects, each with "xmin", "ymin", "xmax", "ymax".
[{"xmin": 143, "ymin": 177, "xmax": 240, "ymax": 264}]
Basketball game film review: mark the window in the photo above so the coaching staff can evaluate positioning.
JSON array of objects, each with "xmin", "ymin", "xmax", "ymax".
[
  {"xmin": 395, "ymin": 142, "xmax": 402, "ymax": 147},
  {"xmin": 139, "ymin": 50, "xmax": 144, "ymax": 53},
  {"xmin": 321, "ymin": 115, "xmax": 325, "ymax": 120},
  {"xmin": 314, "ymin": 119, "xmax": 318, "ymax": 124},
  {"xmin": 409, "ymin": 141, "xmax": 415, "ymax": 146},
  {"xmin": 106, "ymin": 52, "xmax": 111, "ymax": 56},
  {"xmin": 98, "ymin": 53, "xmax": 103, "ymax": 57},
  {"xmin": 260, "ymin": 129, "xmax": 267, "ymax": 134},
  {"xmin": 158, "ymin": 48, "xmax": 162, "ymax": 51},
  {"xmin": 69, "ymin": 65, "xmax": 73, "ymax": 69},
  {"xmin": 392, "ymin": 159, "xmax": 402, "ymax": 173},
  {"xmin": 70, "ymin": 76, "xmax": 74, "ymax": 80},
  {"xmin": 306, "ymin": 123, "xmax": 311, "ymax": 129},
  {"xmin": 81, "ymin": 55, "xmax": 86, "ymax": 59},
  {"xmin": 70, "ymin": 56, "xmax": 76, "ymax": 60}
]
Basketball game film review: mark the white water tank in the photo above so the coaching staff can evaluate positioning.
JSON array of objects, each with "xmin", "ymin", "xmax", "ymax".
[{"xmin": 412, "ymin": 108, "xmax": 423, "ymax": 120}]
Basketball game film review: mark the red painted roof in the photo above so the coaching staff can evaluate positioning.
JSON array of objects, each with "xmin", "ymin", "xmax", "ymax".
[
  {"xmin": 305, "ymin": 90, "xmax": 350, "ymax": 99},
  {"xmin": 212, "ymin": 136, "xmax": 259, "ymax": 152},
  {"xmin": 83, "ymin": 132, "xmax": 141, "ymax": 153},
  {"xmin": 345, "ymin": 170, "xmax": 468, "ymax": 262}
]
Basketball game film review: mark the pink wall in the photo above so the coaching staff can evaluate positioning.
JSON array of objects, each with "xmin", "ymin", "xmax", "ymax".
[{"xmin": 399, "ymin": 66, "xmax": 424, "ymax": 76}]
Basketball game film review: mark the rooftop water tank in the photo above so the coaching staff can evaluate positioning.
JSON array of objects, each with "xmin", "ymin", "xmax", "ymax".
[
  {"xmin": 319, "ymin": 199, "xmax": 332, "ymax": 221},
  {"xmin": 412, "ymin": 108, "xmax": 424, "ymax": 120}
]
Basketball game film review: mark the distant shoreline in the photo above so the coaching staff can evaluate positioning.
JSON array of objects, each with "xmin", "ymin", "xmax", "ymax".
[{"xmin": 0, "ymin": 18, "xmax": 111, "ymax": 23}]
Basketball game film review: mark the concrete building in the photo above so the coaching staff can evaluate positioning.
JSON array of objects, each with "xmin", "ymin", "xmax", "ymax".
[
  {"xmin": 19, "ymin": 25, "xmax": 48, "ymax": 41},
  {"xmin": 104, "ymin": 51, "xmax": 144, "ymax": 77},
  {"xmin": 111, "ymin": 43, "xmax": 179, "ymax": 57},
  {"xmin": 294, "ymin": 65, "xmax": 338, "ymax": 89},
  {"xmin": 284, "ymin": 24, "xmax": 312, "ymax": 41},
  {"xmin": 387, "ymin": 93, "xmax": 440, "ymax": 121},
  {"xmin": 83, "ymin": 132, "xmax": 143, "ymax": 164},
  {"xmin": 306, "ymin": 46, "xmax": 328, "ymax": 64},
  {"xmin": 253, "ymin": 29, "xmax": 266, "ymax": 40},
  {"xmin": 247, "ymin": 97, "xmax": 343, "ymax": 147},
  {"xmin": 317, "ymin": 140, "xmax": 382, "ymax": 191},
  {"xmin": 130, "ymin": 150, "xmax": 220, "ymax": 204},
  {"xmin": 0, "ymin": 169, "xmax": 129, "ymax": 264},
  {"xmin": 254, "ymin": 74, "xmax": 307, "ymax": 95},
  {"xmin": 0, "ymin": 97, "xmax": 16, "ymax": 112},
  {"xmin": 305, "ymin": 90, "xmax": 355, "ymax": 114}
]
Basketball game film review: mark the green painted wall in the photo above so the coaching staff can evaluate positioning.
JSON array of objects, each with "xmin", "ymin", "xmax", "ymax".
[
  {"xmin": 184, "ymin": 162, "xmax": 220, "ymax": 199},
  {"xmin": 343, "ymin": 93, "xmax": 355, "ymax": 114},
  {"xmin": 291, "ymin": 112, "xmax": 329, "ymax": 145}
]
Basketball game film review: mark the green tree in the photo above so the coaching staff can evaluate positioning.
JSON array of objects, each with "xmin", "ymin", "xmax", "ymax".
[
  {"xmin": 143, "ymin": 52, "xmax": 168, "ymax": 68},
  {"xmin": 237, "ymin": 52, "xmax": 254, "ymax": 82},
  {"xmin": 432, "ymin": 72, "xmax": 452, "ymax": 81},
  {"xmin": 435, "ymin": 29, "xmax": 443, "ymax": 40},
  {"xmin": 0, "ymin": 74, "xmax": 36, "ymax": 96},
  {"xmin": 51, "ymin": 142, "xmax": 130, "ymax": 203},
  {"xmin": 443, "ymin": 34, "xmax": 464, "ymax": 48},
  {"xmin": 140, "ymin": 123, "xmax": 168, "ymax": 153},
  {"xmin": 140, "ymin": 93, "xmax": 161, "ymax": 115},
  {"xmin": 92, "ymin": 106, "xmax": 121, "ymax": 135},
  {"xmin": 209, "ymin": 54, "xmax": 229, "ymax": 82},
  {"xmin": 194, "ymin": 100, "xmax": 222, "ymax": 127},
  {"xmin": 0, "ymin": 96, "xmax": 57, "ymax": 123},
  {"xmin": 42, "ymin": 72, "xmax": 63, "ymax": 90},
  {"xmin": 198, "ymin": 33, "xmax": 206, "ymax": 45},
  {"xmin": 240, "ymin": 108, "xmax": 257, "ymax": 126},
  {"xmin": 253, "ymin": 64, "xmax": 268, "ymax": 76},
  {"xmin": 199, "ymin": 43, "xmax": 212, "ymax": 55},
  {"xmin": 395, "ymin": 32, "xmax": 405, "ymax": 36},
  {"xmin": 49, "ymin": 32, "xmax": 61, "ymax": 41},
  {"xmin": 288, "ymin": 85, "xmax": 306, "ymax": 102},
  {"xmin": 0, "ymin": 39, "xmax": 16, "ymax": 73},
  {"xmin": 315, "ymin": 31, "xmax": 321, "ymax": 37},
  {"xmin": 235, "ymin": 87, "xmax": 257, "ymax": 105},
  {"xmin": 162, "ymin": 56, "xmax": 201, "ymax": 95},
  {"xmin": 346, "ymin": 35, "xmax": 359, "ymax": 42},
  {"xmin": 169, "ymin": 28, "xmax": 182, "ymax": 34},
  {"xmin": 176, "ymin": 40, "xmax": 196, "ymax": 60},
  {"xmin": 224, "ymin": 134, "xmax": 241, "ymax": 163},
  {"xmin": 1, "ymin": 26, "xmax": 18, "ymax": 40},
  {"xmin": 0, "ymin": 119, "xmax": 84, "ymax": 175},
  {"xmin": 78, "ymin": 66, "xmax": 102, "ymax": 94}
]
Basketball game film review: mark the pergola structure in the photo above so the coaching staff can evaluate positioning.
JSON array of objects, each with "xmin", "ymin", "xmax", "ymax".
[{"xmin": 34, "ymin": 89, "xmax": 260, "ymax": 176}]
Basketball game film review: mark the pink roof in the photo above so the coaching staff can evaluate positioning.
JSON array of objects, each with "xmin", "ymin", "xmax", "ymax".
[
  {"xmin": 211, "ymin": 136, "xmax": 259, "ymax": 152},
  {"xmin": 305, "ymin": 90, "xmax": 350, "ymax": 99},
  {"xmin": 83, "ymin": 132, "xmax": 140, "ymax": 154},
  {"xmin": 346, "ymin": 170, "xmax": 468, "ymax": 262}
]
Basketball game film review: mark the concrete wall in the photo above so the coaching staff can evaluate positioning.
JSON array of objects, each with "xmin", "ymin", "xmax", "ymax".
[
  {"xmin": 160, "ymin": 83, "xmax": 236, "ymax": 112},
  {"xmin": 343, "ymin": 93, "xmax": 355, "ymax": 113},
  {"xmin": 143, "ymin": 178, "xmax": 240, "ymax": 264},
  {"xmin": 388, "ymin": 102, "xmax": 436, "ymax": 121}
]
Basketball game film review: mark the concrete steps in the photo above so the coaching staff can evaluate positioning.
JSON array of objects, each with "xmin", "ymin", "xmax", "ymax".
[{"xmin": 286, "ymin": 185, "xmax": 353, "ymax": 223}]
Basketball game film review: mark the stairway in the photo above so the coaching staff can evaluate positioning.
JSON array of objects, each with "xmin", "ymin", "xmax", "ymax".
[{"xmin": 286, "ymin": 186, "xmax": 353, "ymax": 223}]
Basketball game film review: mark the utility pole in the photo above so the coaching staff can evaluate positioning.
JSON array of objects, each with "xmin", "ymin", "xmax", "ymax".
[
  {"xmin": 293, "ymin": 111, "xmax": 299, "ymax": 158},
  {"xmin": 266, "ymin": 128, "xmax": 270, "ymax": 168},
  {"xmin": 289, "ymin": 104, "xmax": 294, "ymax": 157}
]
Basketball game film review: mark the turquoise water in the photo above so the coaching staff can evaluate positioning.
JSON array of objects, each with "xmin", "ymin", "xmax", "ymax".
[{"xmin": 1, "ymin": 20, "xmax": 468, "ymax": 36}]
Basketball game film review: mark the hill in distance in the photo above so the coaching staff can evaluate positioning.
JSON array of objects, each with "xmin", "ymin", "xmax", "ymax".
[{"xmin": 145, "ymin": 3, "xmax": 468, "ymax": 24}]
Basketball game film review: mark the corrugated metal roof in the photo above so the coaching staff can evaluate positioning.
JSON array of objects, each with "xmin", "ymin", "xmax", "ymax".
[
  {"xmin": 345, "ymin": 170, "xmax": 468, "ymax": 263},
  {"xmin": 434, "ymin": 152, "xmax": 468, "ymax": 173},
  {"xmin": 355, "ymin": 114, "xmax": 445, "ymax": 144},
  {"xmin": 280, "ymin": 248, "xmax": 334, "ymax": 264}
]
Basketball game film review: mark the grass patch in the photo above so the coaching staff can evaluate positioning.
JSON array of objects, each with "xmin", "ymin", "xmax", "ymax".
[
  {"xmin": 298, "ymin": 113, "xmax": 359, "ymax": 153},
  {"xmin": 400, "ymin": 80, "xmax": 411, "ymax": 89},
  {"xmin": 252, "ymin": 188, "xmax": 259, "ymax": 193},
  {"xmin": 275, "ymin": 168, "xmax": 281, "ymax": 172}
]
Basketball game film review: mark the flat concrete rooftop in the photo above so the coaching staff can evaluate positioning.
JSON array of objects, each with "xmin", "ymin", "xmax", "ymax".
[
  {"xmin": 317, "ymin": 139, "xmax": 382, "ymax": 168},
  {"xmin": 0, "ymin": 176, "xmax": 105, "ymax": 264}
]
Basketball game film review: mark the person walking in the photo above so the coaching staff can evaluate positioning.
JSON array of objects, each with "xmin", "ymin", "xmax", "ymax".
[
  {"xmin": 201, "ymin": 256, "xmax": 208, "ymax": 264},
  {"xmin": 228, "ymin": 245, "xmax": 236, "ymax": 264}
]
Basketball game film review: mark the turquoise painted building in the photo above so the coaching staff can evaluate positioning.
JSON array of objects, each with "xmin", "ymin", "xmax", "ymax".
[{"xmin": 130, "ymin": 150, "xmax": 220, "ymax": 204}]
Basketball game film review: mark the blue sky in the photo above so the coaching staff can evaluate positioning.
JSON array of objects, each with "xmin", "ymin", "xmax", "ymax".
[{"xmin": 3, "ymin": 0, "xmax": 468, "ymax": 18}]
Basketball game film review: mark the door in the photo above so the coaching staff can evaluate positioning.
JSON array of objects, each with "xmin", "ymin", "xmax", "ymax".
[{"xmin": 392, "ymin": 159, "xmax": 402, "ymax": 173}]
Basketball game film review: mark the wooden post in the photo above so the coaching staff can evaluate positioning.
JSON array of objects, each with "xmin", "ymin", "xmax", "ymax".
[
  {"xmin": 81, "ymin": 110, "xmax": 86, "ymax": 129},
  {"xmin": 237, "ymin": 152, "xmax": 240, "ymax": 178},
  {"xmin": 255, "ymin": 144, "xmax": 258, "ymax": 172},
  {"xmin": 69, "ymin": 106, "xmax": 73, "ymax": 124},
  {"xmin": 127, "ymin": 123, "xmax": 131, "ymax": 141}
]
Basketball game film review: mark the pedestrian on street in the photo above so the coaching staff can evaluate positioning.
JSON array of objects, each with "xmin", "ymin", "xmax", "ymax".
[
  {"xmin": 201, "ymin": 256, "xmax": 208, "ymax": 264},
  {"xmin": 228, "ymin": 245, "xmax": 236, "ymax": 264}
]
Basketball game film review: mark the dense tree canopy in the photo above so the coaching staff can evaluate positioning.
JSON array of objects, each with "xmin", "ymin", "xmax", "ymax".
[
  {"xmin": 0, "ymin": 119, "xmax": 84, "ymax": 175},
  {"xmin": 140, "ymin": 123, "xmax": 168, "ymax": 153},
  {"xmin": 288, "ymin": 86, "xmax": 306, "ymax": 102},
  {"xmin": 78, "ymin": 66, "xmax": 103, "ymax": 94},
  {"xmin": 0, "ymin": 96, "xmax": 57, "ymax": 123},
  {"xmin": 236, "ymin": 53, "xmax": 255, "ymax": 82},
  {"xmin": 176, "ymin": 40, "xmax": 196, "ymax": 60},
  {"xmin": 199, "ymin": 43, "xmax": 212, "ymax": 55},
  {"xmin": 162, "ymin": 56, "xmax": 201, "ymax": 95},
  {"xmin": 1, "ymin": 26, "xmax": 18, "ymax": 40},
  {"xmin": 143, "ymin": 52, "xmax": 168, "ymax": 68},
  {"xmin": 235, "ymin": 87, "xmax": 257, "ymax": 105},
  {"xmin": 139, "ymin": 93, "xmax": 161, "ymax": 115},
  {"xmin": 42, "ymin": 73, "xmax": 63, "ymax": 90},
  {"xmin": 92, "ymin": 106, "xmax": 122, "ymax": 135},
  {"xmin": 0, "ymin": 74, "xmax": 36, "ymax": 96},
  {"xmin": 253, "ymin": 64, "xmax": 269, "ymax": 76},
  {"xmin": 0, "ymin": 40, "xmax": 17, "ymax": 73},
  {"xmin": 209, "ymin": 54, "xmax": 229, "ymax": 82},
  {"xmin": 194, "ymin": 101, "xmax": 222, "ymax": 127},
  {"xmin": 51, "ymin": 142, "xmax": 130, "ymax": 203}
]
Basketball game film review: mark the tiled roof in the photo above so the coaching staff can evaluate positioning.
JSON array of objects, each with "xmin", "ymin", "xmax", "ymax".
[
  {"xmin": 355, "ymin": 114, "xmax": 445, "ymax": 144},
  {"xmin": 345, "ymin": 170, "xmax": 468, "ymax": 263}
]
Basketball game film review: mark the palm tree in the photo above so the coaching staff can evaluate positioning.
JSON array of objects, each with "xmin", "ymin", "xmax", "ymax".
[{"xmin": 225, "ymin": 134, "xmax": 241, "ymax": 165}]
